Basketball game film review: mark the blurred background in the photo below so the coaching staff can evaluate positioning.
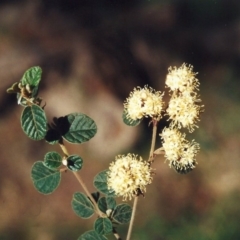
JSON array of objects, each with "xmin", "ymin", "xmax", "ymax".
[{"xmin": 1, "ymin": 0, "xmax": 240, "ymax": 239}]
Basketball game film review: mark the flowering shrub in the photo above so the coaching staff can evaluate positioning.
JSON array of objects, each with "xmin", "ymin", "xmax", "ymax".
[{"xmin": 6, "ymin": 63, "xmax": 203, "ymax": 239}]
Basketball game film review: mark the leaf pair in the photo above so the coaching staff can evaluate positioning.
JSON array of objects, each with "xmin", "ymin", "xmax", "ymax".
[
  {"xmin": 72, "ymin": 193, "xmax": 132, "ymax": 237},
  {"xmin": 45, "ymin": 113, "xmax": 97, "ymax": 144},
  {"xmin": 72, "ymin": 170, "xmax": 132, "ymax": 238},
  {"xmin": 31, "ymin": 152, "xmax": 83, "ymax": 194},
  {"xmin": 21, "ymin": 105, "xmax": 97, "ymax": 145}
]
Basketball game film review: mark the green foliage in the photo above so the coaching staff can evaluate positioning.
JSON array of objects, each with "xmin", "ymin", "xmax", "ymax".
[
  {"xmin": 20, "ymin": 66, "xmax": 42, "ymax": 87},
  {"xmin": 21, "ymin": 105, "xmax": 47, "ymax": 140},
  {"xmin": 63, "ymin": 113, "xmax": 97, "ymax": 144},
  {"xmin": 66, "ymin": 155, "xmax": 83, "ymax": 171},
  {"xmin": 72, "ymin": 192, "xmax": 95, "ymax": 219},
  {"xmin": 122, "ymin": 109, "xmax": 142, "ymax": 126},
  {"xmin": 43, "ymin": 151, "xmax": 62, "ymax": 169},
  {"xmin": 112, "ymin": 204, "xmax": 132, "ymax": 224},
  {"xmin": 20, "ymin": 66, "xmax": 42, "ymax": 97},
  {"xmin": 45, "ymin": 113, "xmax": 97, "ymax": 145},
  {"xmin": 78, "ymin": 230, "xmax": 107, "ymax": 240},
  {"xmin": 6, "ymin": 66, "xmax": 140, "ymax": 239},
  {"xmin": 93, "ymin": 170, "xmax": 115, "ymax": 197},
  {"xmin": 98, "ymin": 197, "xmax": 116, "ymax": 214},
  {"xmin": 94, "ymin": 218, "xmax": 112, "ymax": 235},
  {"xmin": 31, "ymin": 161, "xmax": 61, "ymax": 194},
  {"xmin": 172, "ymin": 162, "xmax": 195, "ymax": 174}
]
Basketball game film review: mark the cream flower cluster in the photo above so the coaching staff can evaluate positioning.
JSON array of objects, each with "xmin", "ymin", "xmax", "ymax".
[
  {"xmin": 165, "ymin": 63, "xmax": 199, "ymax": 92},
  {"xmin": 161, "ymin": 63, "xmax": 203, "ymax": 172},
  {"xmin": 165, "ymin": 63, "xmax": 203, "ymax": 132},
  {"xmin": 108, "ymin": 63, "xmax": 203, "ymax": 200},
  {"xmin": 107, "ymin": 154, "xmax": 153, "ymax": 200},
  {"xmin": 167, "ymin": 92, "xmax": 202, "ymax": 132},
  {"xmin": 160, "ymin": 127, "xmax": 200, "ymax": 173},
  {"xmin": 124, "ymin": 86, "xmax": 164, "ymax": 121}
]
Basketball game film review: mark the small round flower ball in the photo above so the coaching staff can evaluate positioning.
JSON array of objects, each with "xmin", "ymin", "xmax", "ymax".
[
  {"xmin": 178, "ymin": 140, "xmax": 200, "ymax": 170},
  {"xmin": 107, "ymin": 154, "xmax": 153, "ymax": 200},
  {"xmin": 160, "ymin": 127, "xmax": 185, "ymax": 162},
  {"xmin": 124, "ymin": 86, "xmax": 164, "ymax": 121},
  {"xmin": 165, "ymin": 63, "xmax": 199, "ymax": 92},
  {"xmin": 166, "ymin": 92, "xmax": 202, "ymax": 132},
  {"xmin": 160, "ymin": 127, "xmax": 200, "ymax": 172}
]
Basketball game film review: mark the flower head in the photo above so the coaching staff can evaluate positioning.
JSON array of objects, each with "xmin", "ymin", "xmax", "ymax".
[
  {"xmin": 166, "ymin": 92, "xmax": 203, "ymax": 132},
  {"xmin": 107, "ymin": 154, "xmax": 153, "ymax": 200},
  {"xmin": 160, "ymin": 127, "xmax": 200, "ymax": 173},
  {"xmin": 165, "ymin": 63, "xmax": 199, "ymax": 92},
  {"xmin": 124, "ymin": 86, "xmax": 164, "ymax": 121}
]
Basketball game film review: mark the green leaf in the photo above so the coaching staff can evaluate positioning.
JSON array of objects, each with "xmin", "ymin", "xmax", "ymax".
[
  {"xmin": 21, "ymin": 105, "xmax": 47, "ymax": 140},
  {"xmin": 93, "ymin": 170, "xmax": 115, "ymax": 197},
  {"xmin": 72, "ymin": 192, "xmax": 94, "ymax": 219},
  {"xmin": 66, "ymin": 155, "xmax": 83, "ymax": 171},
  {"xmin": 122, "ymin": 109, "xmax": 142, "ymax": 126},
  {"xmin": 171, "ymin": 161, "xmax": 195, "ymax": 174},
  {"xmin": 112, "ymin": 204, "xmax": 132, "ymax": 224},
  {"xmin": 78, "ymin": 230, "xmax": 107, "ymax": 240},
  {"xmin": 94, "ymin": 218, "xmax": 112, "ymax": 235},
  {"xmin": 31, "ymin": 161, "xmax": 61, "ymax": 194},
  {"xmin": 98, "ymin": 197, "xmax": 116, "ymax": 214},
  {"xmin": 21, "ymin": 66, "xmax": 42, "ymax": 87},
  {"xmin": 43, "ymin": 151, "xmax": 62, "ymax": 169},
  {"xmin": 20, "ymin": 66, "xmax": 42, "ymax": 98},
  {"xmin": 63, "ymin": 113, "xmax": 97, "ymax": 144}
]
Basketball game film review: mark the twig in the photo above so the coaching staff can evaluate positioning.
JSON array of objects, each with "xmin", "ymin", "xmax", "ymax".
[
  {"xmin": 126, "ymin": 118, "xmax": 158, "ymax": 240},
  {"xmin": 59, "ymin": 142, "xmax": 105, "ymax": 217},
  {"xmin": 126, "ymin": 196, "xmax": 139, "ymax": 240}
]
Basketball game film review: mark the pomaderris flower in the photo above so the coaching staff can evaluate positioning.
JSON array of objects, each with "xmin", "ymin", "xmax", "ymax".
[
  {"xmin": 165, "ymin": 63, "xmax": 199, "ymax": 92},
  {"xmin": 107, "ymin": 154, "xmax": 153, "ymax": 200},
  {"xmin": 165, "ymin": 63, "xmax": 204, "ymax": 132},
  {"xmin": 160, "ymin": 127, "xmax": 200, "ymax": 174},
  {"xmin": 124, "ymin": 86, "xmax": 164, "ymax": 122}
]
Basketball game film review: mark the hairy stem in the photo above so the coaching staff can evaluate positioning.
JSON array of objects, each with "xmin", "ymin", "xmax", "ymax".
[
  {"xmin": 59, "ymin": 142, "xmax": 104, "ymax": 217},
  {"xmin": 126, "ymin": 196, "xmax": 138, "ymax": 240},
  {"xmin": 59, "ymin": 142, "xmax": 122, "ymax": 238},
  {"xmin": 59, "ymin": 142, "xmax": 69, "ymax": 156},
  {"xmin": 126, "ymin": 118, "xmax": 158, "ymax": 240},
  {"xmin": 72, "ymin": 171, "xmax": 104, "ymax": 217},
  {"xmin": 148, "ymin": 119, "xmax": 158, "ymax": 164}
]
